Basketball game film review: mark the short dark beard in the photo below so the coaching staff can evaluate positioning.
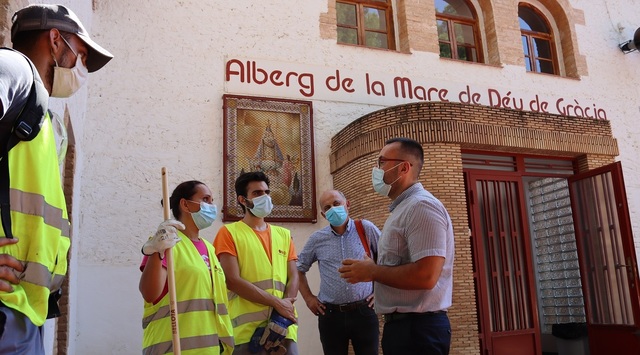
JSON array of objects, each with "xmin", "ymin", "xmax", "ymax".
[
  {"xmin": 58, "ymin": 36, "xmax": 76, "ymax": 68},
  {"xmin": 46, "ymin": 43, "xmax": 74, "ymax": 91}
]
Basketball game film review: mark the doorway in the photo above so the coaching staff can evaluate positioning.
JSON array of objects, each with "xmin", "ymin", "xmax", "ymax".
[
  {"xmin": 464, "ymin": 153, "xmax": 640, "ymax": 355},
  {"xmin": 467, "ymin": 169, "xmax": 542, "ymax": 355}
]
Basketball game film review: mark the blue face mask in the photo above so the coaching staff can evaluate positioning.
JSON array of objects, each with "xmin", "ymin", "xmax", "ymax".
[
  {"xmin": 325, "ymin": 205, "xmax": 348, "ymax": 227},
  {"xmin": 247, "ymin": 194, "xmax": 273, "ymax": 218},
  {"xmin": 371, "ymin": 163, "xmax": 403, "ymax": 197},
  {"xmin": 189, "ymin": 201, "xmax": 217, "ymax": 230}
]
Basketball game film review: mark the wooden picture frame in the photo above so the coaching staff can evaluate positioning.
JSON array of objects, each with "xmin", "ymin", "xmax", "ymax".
[{"xmin": 222, "ymin": 95, "xmax": 317, "ymax": 223}]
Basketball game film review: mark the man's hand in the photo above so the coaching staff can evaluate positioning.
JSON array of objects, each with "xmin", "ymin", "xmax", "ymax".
[
  {"xmin": 366, "ymin": 293, "xmax": 375, "ymax": 308},
  {"xmin": 0, "ymin": 238, "xmax": 24, "ymax": 292},
  {"xmin": 142, "ymin": 219, "xmax": 185, "ymax": 258},
  {"xmin": 338, "ymin": 255, "xmax": 375, "ymax": 284},
  {"xmin": 303, "ymin": 294, "xmax": 326, "ymax": 316},
  {"xmin": 272, "ymin": 297, "xmax": 297, "ymax": 323}
]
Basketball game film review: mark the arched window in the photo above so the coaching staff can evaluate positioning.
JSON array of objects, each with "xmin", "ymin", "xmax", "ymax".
[
  {"xmin": 519, "ymin": 4, "xmax": 557, "ymax": 74},
  {"xmin": 337, "ymin": 0, "xmax": 395, "ymax": 50},
  {"xmin": 435, "ymin": 0, "xmax": 482, "ymax": 62}
]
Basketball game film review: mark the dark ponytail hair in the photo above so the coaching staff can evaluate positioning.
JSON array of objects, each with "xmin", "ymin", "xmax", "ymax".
[{"xmin": 161, "ymin": 180, "xmax": 204, "ymax": 219}]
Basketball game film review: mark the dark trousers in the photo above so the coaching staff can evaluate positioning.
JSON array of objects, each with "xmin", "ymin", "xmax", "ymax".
[
  {"xmin": 381, "ymin": 312, "xmax": 451, "ymax": 355},
  {"xmin": 318, "ymin": 304, "xmax": 379, "ymax": 355},
  {"xmin": 232, "ymin": 339, "xmax": 298, "ymax": 354}
]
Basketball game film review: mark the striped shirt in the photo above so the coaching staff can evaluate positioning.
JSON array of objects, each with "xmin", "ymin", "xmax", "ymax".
[
  {"xmin": 375, "ymin": 183, "xmax": 455, "ymax": 314},
  {"xmin": 297, "ymin": 219, "xmax": 381, "ymax": 304}
]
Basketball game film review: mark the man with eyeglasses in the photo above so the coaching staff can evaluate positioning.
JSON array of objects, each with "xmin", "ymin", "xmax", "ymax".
[
  {"xmin": 0, "ymin": 4, "xmax": 112, "ymax": 354},
  {"xmin": 339, "ymin": 137, "xmax": 455, "ymax": 355}
]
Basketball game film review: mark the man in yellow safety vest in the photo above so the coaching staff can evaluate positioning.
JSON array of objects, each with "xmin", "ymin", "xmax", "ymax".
[
  {"xmin": 0, "ymin": 4, "xmax": 112, "ymax": 354},
  {"xmin": 214, "ymin": 171, "xmax": 299, "ymax": 354}
]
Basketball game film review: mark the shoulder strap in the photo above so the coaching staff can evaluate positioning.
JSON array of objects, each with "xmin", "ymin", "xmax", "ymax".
[
  {"xmin": 354, "ymin": 219, "xmax": 372, "ymax": 259},
  {"xmin": 2, "ymin": 48, "xmax": 48, "ymax": 148},
  {"xmin": 0, "ymin": 48, "xmax": 48, "ymax": 239},
  {"xmin": 0, "ymin": 154, "xmax": 11, "ymax": 238}
]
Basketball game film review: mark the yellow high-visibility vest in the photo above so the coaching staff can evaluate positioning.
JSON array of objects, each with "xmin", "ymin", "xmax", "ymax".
[
  {"xmin": 142, "ymin": 231, "xmax": 234, "ymax": 355},
  {"xmin": 0, "ymin": 114, "xmax": 70, "ymax": 326},
  {"xmin": 225, "ymin": 221, "xmax": 298, "ymax": 345}
]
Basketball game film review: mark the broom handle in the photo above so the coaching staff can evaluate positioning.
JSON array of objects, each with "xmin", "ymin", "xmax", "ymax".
[{"xmin": 162, "ymin": 167, "xmax": 181, "ymax": 354}]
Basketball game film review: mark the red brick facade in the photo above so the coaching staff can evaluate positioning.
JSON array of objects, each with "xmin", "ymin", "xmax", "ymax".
[{"xmin": 330, "ymin": 101, "xmax": 616, "ymax": 354}]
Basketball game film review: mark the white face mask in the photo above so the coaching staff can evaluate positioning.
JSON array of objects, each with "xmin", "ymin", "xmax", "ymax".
[
  {"xmin": 247, "ymin": 194, "xmax": 274, "ymax": 218},
  {"xmin": 371, "ymin": 163, "xmax": 403, "ymax": 197},
  {"xmin": 51, "ymin": 38, "xmax": 88, "ymax": 98}
]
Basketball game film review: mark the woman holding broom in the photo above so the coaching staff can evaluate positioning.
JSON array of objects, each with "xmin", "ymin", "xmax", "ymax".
[{"xmin": 139, "ymin": 180, "xmax": 233, "ymax": 354}]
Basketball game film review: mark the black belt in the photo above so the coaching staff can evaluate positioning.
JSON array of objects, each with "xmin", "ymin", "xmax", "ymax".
[
  {"xmin": 324, "ymin": 299, "xmax": 369, "ymax": 312},
  {"xmin": 383, "ymin": 311, "xmax": 446, "ymax": 323}
]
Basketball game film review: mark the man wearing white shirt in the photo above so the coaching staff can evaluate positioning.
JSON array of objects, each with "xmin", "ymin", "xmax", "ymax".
[{"xmin": 339, "ymin": 137, "xmax": 454, "ymax": 355}]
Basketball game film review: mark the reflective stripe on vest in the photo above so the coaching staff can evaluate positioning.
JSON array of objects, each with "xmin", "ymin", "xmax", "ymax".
[
  {"xmin": 225, "ymin": 221, "xmax": 298, "ymax": 344},
  {"xmin": 142, "ymin": 232, "xmax": 234, "ymax": 354},
  {"xmin": 143, "ymin": 334, "xmax": 221, "ymax": 355},
  {"xmin": 9, "ymin": 188, "xmax": 70, "ymax": 237},
  {"xmin": 6, "ymin": 187, "xmax": 70, "ymax": 289},
  {"xmin": 51, "ymin": 274, "xmax": 65, "ymax": 292},
  {"xmin": 0, "ymin": 115, "xmax": 70, "ymax": 326},
  {"xmin": 227, "ymin": 279, "xmax": 286, "ymax": 301},
  {"xmin": 142, "ymin": 298, "xmax": 229, "ymax": 329},
  {"xmin": 21, "ymin": 260, "xmax": 56, "ymax": 288}
]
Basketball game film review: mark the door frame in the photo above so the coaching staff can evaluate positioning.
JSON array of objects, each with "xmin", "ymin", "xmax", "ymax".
[
  {"xmin": 464, "ymin": 153, "xmax": 640, "ymax": 355},
  {"xmin": 568, "ymin": 161, "xmax": 640, "ymax": 354},
  {"xmin": 466, "ymin": 170, "xmax": 542, "ymax": 355},
  {"xmin": 464, "ymin": 151, "xmax": 579, "ymax": 355}
]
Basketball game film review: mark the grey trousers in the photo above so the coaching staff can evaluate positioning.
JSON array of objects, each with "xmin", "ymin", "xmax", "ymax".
[{"xmin": 0, "ymin": 306, "xmax": 44, "ymax": 355}]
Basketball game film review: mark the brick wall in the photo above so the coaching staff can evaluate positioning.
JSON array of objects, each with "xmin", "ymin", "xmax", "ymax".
[
  {"xmin": 56, "ymin": 139, "xmax": 76, "ymax": 355},
  {"xmin": 56, "ymin": 107, "xmax": 77, "ymax": 355},
  {"xmin": 329, "ymin": 101, "xmax": 618, "ymax": 355},
  {"xmin": 396, "ymin": 0, "xmax": 435, "ymax": 53},
  {"xmin": 330, "ymin": 101, "xmax": 617, "ymax": 174},
  {"xmin": 319, "ymin": 0, "xmax": 588, "ymax": 77},
  {"xmin": 576, "ymin": 154, "xmax": 615, "ymax": 173}
]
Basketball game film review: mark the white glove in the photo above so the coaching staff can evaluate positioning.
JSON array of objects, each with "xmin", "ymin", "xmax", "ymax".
[{"xmin": 142, "ymin": 219, "xmax": 185, "ymax": 258}]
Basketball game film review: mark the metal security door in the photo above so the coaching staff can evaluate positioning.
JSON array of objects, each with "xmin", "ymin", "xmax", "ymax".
[
  {"xmin": 468, "ymin": 173, "xmax": 541, "ymax": 355},
  {"xmin": 568, "ymin": 162, "xmax": 640, "ymax": 354}
]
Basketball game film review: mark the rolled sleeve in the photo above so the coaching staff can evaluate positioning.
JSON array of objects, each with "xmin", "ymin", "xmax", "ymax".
[{"xmin": 296, "ymin": 234, "xmax": 318, "ymax": 273}]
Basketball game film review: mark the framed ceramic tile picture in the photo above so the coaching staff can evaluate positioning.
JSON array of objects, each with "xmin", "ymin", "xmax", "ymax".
[{"xmin": 222, "ymin": 95, "xmax": 317, "ymax": 222}]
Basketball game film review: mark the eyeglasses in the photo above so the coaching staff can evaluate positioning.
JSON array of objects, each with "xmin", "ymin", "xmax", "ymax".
[{"xmin": 377, "ymin": 157, "xmax": 409, "ymax": 169}]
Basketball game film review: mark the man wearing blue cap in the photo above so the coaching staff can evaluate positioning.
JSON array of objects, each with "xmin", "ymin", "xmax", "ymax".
[{"xmin": 0, "ymin": 4, "xmax": 113, "ymax": 354}]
